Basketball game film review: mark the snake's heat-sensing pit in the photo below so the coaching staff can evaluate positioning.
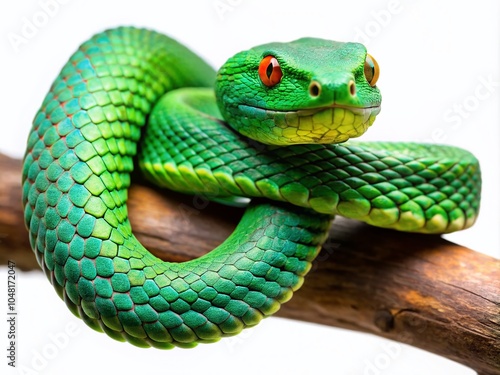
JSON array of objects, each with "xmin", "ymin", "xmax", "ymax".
[{"xmin": 22, "ymin": 27, "xmax": 481, "ymax": 348}]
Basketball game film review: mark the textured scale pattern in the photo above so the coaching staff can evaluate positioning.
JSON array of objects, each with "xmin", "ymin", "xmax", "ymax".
[
  {"xmin": 22, "ymin": 27, "xmax": 332, "ymax": 348},
  {"xmin": 141, "ymin": 91, "xmax": 480, "ymax": 234},
  {"xmin": 22, "ymin": 27, "xmax": 481, "ymax": 348}
]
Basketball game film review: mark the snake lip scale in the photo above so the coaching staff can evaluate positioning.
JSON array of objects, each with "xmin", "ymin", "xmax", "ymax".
[
  {"xmin": 22, "ymin": 27, "xmax": 481, "ymax": 349},
  {"xmin": 242, "ymin": 104, "xmax": 381, "ymax": 115}
]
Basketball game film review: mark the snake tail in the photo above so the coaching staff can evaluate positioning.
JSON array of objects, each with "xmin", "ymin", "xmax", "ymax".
[{"xmin": 22, "ymin": 27, "xmax": 332, "ymax": 348}]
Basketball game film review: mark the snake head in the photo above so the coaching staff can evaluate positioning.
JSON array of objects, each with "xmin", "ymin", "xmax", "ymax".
[{"xmin": 215, "ymin": 38, "xmax": 382, "ymax": 146}]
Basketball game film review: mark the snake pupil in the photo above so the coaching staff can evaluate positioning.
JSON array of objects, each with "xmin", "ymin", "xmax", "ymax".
[{"xmin": 266, "ymin": 62, "xmax": 273, "ymax": 78}]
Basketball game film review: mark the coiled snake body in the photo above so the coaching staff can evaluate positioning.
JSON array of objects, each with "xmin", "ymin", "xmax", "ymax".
[{"xmin": 22, "ymin": 27, "xmax": 481, "ymax": 348}]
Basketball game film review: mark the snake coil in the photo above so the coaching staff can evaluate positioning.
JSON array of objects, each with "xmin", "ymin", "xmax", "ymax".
[{"xmin": 22, "ymin": 27, "xmax": 481, "ymax": 348}]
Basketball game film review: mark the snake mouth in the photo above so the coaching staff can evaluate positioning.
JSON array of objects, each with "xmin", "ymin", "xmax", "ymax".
[{"xmin": 238, "ymin": 103, "xmax": 381, "ymax": 145}]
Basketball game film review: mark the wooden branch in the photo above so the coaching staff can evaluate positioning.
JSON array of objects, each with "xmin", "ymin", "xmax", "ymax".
[{"xmin": 1, "ymin": 153, "xmax": 499, "ymax": 374}]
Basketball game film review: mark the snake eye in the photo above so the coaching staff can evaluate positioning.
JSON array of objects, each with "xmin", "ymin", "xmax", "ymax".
[
  {"xmin": 259, "ymin": 55, "xmax": 283, "ymax": 87},
  {"xmin": 364, "ymin": 54, "xmax": 380, "ymax": 87}
]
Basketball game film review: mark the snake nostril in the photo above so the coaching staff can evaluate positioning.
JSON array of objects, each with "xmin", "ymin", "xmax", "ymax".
[
  {"xmin": 309, "ymin": 81, "xmax": 321, "ymax": 97},
  {"xmin": 349, "ymin": 80, "xmax": 356, "ymax": 96}
]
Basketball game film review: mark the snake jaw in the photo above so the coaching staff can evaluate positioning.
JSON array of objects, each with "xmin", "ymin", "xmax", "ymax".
[{"xmin": 236, "ymin": 104, "xmax": 381, "ymax": 145}]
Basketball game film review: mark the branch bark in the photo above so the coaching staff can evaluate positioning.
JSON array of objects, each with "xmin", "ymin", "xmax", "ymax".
[{"xmin": 1, "ymin": 153, "xmax": 499, "ymax": 374}]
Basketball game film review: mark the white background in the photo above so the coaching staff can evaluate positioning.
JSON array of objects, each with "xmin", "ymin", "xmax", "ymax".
[{"xmin": 1, "ymin": 1, "xmax": 498, "ymax": 374}]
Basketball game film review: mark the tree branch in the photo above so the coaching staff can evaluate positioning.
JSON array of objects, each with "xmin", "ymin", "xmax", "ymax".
[{"xmin": 1, "ymin": 153, "xmax": 498, "ymax": 374}]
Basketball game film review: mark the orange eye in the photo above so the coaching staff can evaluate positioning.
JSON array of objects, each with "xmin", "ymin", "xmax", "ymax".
[
  {"xmin": 258, "ymin": 55, "xmax": 283, "ymax": 87},
  {"xmin": 364, "ymin": 54, "xmax": 380, "ymax": 87}
]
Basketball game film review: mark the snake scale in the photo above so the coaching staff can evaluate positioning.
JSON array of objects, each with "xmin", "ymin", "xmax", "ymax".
[{"xmin": 22, "ymin": 27, "xmax": 481, "ymax": 348}]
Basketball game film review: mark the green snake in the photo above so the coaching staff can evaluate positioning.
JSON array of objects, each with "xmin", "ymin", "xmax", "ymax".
[{"xmin": 22, "ymin": 27, "xmax": 481, "ymax": 349}]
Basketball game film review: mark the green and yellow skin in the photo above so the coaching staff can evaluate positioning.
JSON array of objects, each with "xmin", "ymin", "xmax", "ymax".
[{"xmin": 22, "ymin": 27, "xmax": 481, "ymax": 349}]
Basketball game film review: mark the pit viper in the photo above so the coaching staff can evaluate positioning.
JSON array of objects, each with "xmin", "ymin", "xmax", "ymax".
[{"xmin": 22, "ymin": 27, "xmax": 481, "ymax": 349}]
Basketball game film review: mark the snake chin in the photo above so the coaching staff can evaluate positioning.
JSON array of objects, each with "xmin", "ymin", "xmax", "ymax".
[{"xmin": 236, "ymin": 104, "xmax": 380, "ymax": 145}]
